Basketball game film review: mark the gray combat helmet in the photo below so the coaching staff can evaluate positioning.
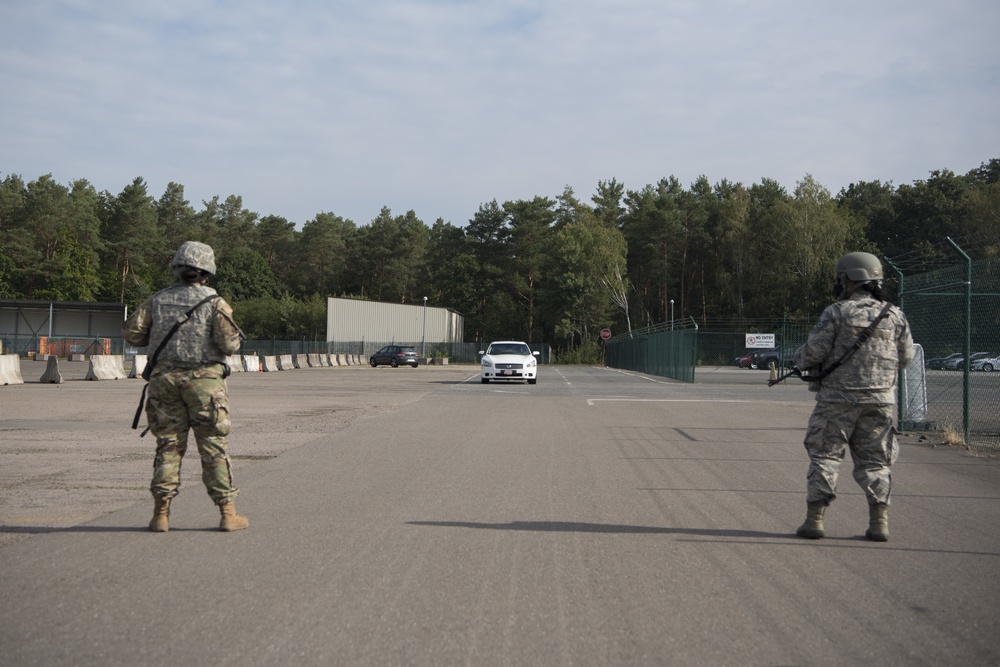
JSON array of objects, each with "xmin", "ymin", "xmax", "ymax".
[
  {"xmin": 171, "ymin": 241, "xmax": 217, "ymax": 275},
  {"xmin": 835, "ymin": 252, "xmax": 882, "ymax": 282}
]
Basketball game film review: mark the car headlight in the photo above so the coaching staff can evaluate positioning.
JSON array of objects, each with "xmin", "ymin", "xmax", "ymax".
[
  {"xmin": 481, "ymin": 358, "xmax": 492, "ymax": 368},
  {"xmin": 526, "ymin": 358, "xmax": 536, "ymax": 368}
]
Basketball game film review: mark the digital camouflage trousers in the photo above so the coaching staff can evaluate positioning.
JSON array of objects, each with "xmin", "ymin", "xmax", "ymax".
[
  {"xmin": 146, "ymin": 366, "xmax": 238, "ymax": 505},
  {"xmin": 803, "ymin": 401, "xmax": 898, "ymax": 506}
]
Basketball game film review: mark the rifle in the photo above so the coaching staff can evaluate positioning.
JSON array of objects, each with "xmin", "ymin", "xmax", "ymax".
[
  {"xmin": 768, "ymin": 366, "xmax": 807, "ymax": 387},
  {"xmin": 767, "ymin": 301, "xmax": 894, "ymax": 389}
]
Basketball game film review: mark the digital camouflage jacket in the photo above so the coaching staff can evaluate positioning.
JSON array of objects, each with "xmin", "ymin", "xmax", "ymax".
[{"xmin": 793, "ymin": 291, "xmax": 914, "ymax": 405}]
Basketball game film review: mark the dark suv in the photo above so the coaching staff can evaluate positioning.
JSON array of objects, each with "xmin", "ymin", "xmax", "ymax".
[
  {"xmin": 750, "ymin": 345, "xmax": 800, "ymax": 370},
  {"xmin": 369, "ymin": 345, "xmax": 419, "ymax": 368}
]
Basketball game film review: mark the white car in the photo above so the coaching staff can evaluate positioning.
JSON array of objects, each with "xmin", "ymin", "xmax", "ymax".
[
  {"xmin": 479, "ymin": 341, "xmax": 539, "ymax": 384},
  {"xmin": 971, "ymin": 354, "xmax": 1000, "ymax": 372},
  {"xmin": 945, "ymin": 352, "xmax": 991, "ymax": 371}
]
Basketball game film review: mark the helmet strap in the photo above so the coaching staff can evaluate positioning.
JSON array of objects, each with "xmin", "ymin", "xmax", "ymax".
[
  {"xmin": 835, "ymin": 275, "xmax": 863, "ymax": 300},
  {"xmin": 833, "ymin": 274, "xmax": 848, "ymax": 298}
]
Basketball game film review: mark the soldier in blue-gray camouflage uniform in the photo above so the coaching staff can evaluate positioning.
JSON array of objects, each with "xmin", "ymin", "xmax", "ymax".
[
  {"xmin": 793, "ymin": 252, "xmax": 914, "ymax": 542},
  {"xmin": 123, "ymin": 241, "xmax": 249, "ymax": 533}
]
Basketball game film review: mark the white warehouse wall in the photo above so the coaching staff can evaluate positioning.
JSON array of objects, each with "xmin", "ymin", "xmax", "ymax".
[{"xmin": 326, "ymin": 297, "xmax": 464, "ymax": 343}]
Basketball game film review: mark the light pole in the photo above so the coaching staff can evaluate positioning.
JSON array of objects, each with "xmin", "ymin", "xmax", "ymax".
[
  {"xmin": 670, "ymin": 299, "xmax": 674, "ymax": 330},
  {"xmin": 421, "ymin": 296, "xmax": 428, "ymax": 358}
]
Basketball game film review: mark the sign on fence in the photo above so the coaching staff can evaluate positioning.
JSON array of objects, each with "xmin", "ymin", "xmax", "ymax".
[{"xmin": 745, "ymin": 333, "xmax": 775, "ymax": 349}]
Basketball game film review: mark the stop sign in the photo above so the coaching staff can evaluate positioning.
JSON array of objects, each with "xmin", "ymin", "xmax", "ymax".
[{"xmin": 600, "ymin": 328, "xmax": 612, "ymax": 340}]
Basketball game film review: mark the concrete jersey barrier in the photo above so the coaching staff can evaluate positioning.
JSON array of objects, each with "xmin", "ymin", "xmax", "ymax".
[
  {"xmin": 40, "ymin": 356, "xmax": 63, "ymax": 384},
  {"xmin": 85, "ymin": 355, "xmax": 128, "ymax": 380},
  {"xmin": 242, "ymin": 355, "xmax": 260, "ymax": 372},
  {"xmin": 0, "ymin": 354, "xmax": 25, "ymax": 385},
  {"xmin": 277, "ymin": 354, "xmax": 294, "ymax": 370},
  {"xmin": 261, "ymin": 355, "xmax": 279, "ymax": 372}
]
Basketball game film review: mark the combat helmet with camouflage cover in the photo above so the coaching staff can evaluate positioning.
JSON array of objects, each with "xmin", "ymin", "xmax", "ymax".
[{"xmin": 171, "ymin": 241, "xmax": 216, "ymax": 276}]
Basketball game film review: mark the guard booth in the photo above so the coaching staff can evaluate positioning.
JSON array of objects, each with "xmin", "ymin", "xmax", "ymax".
[{"xmin": 0, "ymin": 299, "xmax": 127, "ymax": 357}]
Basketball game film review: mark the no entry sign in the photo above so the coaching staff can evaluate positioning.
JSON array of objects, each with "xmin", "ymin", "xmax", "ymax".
[{"xmin": 745, "ymin": 333, "xmax": 775, "ymax": 349}]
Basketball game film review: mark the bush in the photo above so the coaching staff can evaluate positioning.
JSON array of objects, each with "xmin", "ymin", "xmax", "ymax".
[{"xmin": 556, "ymin": 340, "xmax": 602, "ymax": 365}]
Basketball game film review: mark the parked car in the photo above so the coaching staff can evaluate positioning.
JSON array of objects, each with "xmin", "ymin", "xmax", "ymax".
[
  {"xmin": 927, "ymin": 352, "xmax": 963, "ymax": 370},
  {"xmin": 369, "ymin": 345, "xmax": 419, "ymax": 368},
  {"xmin": 750, "ymin": 345, "xmax": 800, "ymax": 370},
  {"xmin": 734, "ymin": 353, "xmax": 754, "ymax": 368},
  {"xmin": 479, "ymin": 341, "xmax": 539, "ymax": 384},
  {"xmin": 971, "ymin": 354, "xmax": 1000, "ymax": 372},
  {"xmin": 944, "ymin": 352, "xmax": 990, "ymax": 371}
]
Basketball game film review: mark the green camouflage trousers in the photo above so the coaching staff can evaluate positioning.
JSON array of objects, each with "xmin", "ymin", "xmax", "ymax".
[
  {"xmin": 146, "ymin": 365, "xmax": 238, "ymax": 505},
  {"xmin": 803, "ymin": 401, "xmax": 898, "ymax": 506}
]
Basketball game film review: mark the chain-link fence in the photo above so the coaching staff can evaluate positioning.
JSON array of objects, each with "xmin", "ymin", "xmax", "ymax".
[
  {"xmin": 603, "ymin": 242, "xmax": 1000, "ymax": 453},
  {"xmin": 695, "ymin": 316, "xmax": 817, "ymax": 369},
  {"xmin": 1, "ymin": 335, "xmax": 125, "ymax": 357},
  {"xmin": 886, "ymin": 240, "xmax": 1000, "ymax": 451}
]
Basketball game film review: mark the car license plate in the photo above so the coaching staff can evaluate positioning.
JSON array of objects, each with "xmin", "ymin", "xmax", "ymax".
[{"xmin": 502, "ymin": 370, "xmax": 513, "ymax": 375}]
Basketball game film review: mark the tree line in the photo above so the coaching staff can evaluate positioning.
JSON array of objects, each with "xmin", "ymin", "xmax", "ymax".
[{"xmin": 1, "ymin": 159, "xmax": 997, "ymax": 357}]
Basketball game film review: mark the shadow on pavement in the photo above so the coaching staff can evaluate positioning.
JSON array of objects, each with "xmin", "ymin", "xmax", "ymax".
[
  {"xmin": 408, "ymin": 520, "xmax": 1000, "ymax": 556},
  {"xmin": 407, "ymin": 519, "xmax": 793, "ymax": 539},
  {"xmin": 0, "ymin": 525, "xmax": 214, "ymax": 534}
]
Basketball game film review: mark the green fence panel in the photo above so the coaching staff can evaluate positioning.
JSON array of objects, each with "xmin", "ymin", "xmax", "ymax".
[{"xmin": 605, "ymin": 326, "xmax": 697, "ymax": 382}]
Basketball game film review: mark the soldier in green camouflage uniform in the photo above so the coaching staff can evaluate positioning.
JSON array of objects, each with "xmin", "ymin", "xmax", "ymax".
[
  {"xmin": 793, "ymin": 252, "xmax": 914, "ymax": 542},
  {"xmin": 123, "ymin": 241, "xmax": 249, "ymax": 532}
]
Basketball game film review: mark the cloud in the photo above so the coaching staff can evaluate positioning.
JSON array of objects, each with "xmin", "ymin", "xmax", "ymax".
[{"xmin": 2, "ymin": 0, "xmax": 998, "ymax": 226}]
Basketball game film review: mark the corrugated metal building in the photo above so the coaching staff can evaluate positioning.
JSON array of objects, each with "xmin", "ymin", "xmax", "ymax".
[
  {"xmin": 0, "ymin": 299, "xmax": 128, "ymax": 355},
  {"xmin": 326, "ymin": 297, "xmax": 464, "ymax": 345}
]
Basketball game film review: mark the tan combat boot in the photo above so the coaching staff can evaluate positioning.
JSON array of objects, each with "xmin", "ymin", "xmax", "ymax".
[
  {"xmin": 149, "ymin": 496, "xmax": 171, "ymax": 533},
  {"xmin": 796, "ymin": 502, "xmax": 827, "ymax": 539},
  {"xmin": 865, "ymin": 503, "xmax": 889, "ymax": 542},
  {"xmin": 219, "ymin": 501, "xmax": 249, "ymax": 532}
]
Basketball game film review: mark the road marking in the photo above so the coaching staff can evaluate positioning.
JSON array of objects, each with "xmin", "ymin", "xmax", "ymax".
[
  {"xmin": 587, "ymin": 398, "xmax": 754, "ymax": 406},
  {"xmin": 600, "ymin": 367, "xmax": 684, "ymax": 385}
]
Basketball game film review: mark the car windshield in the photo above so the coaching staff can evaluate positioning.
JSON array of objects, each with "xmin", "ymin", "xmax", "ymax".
[{"xmin": 489, "ymin": 343, "xmax": 531, "ymax": 356}]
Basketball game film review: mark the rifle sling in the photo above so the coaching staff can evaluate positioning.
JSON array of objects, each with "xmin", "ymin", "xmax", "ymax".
[{"xmin": 811, "ymin": 301, "xmax": 894, "ymax": 382}]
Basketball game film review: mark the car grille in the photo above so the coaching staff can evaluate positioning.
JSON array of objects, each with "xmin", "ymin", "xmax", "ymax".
[{"xmin": 495, "ymin": 363, "xmax": 523, "ymax": 370}]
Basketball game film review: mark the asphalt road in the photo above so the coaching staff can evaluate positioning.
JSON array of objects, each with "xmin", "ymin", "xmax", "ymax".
[{"xmin": 1, "ymin": 362, "xmax": 998, "ymax": 666}]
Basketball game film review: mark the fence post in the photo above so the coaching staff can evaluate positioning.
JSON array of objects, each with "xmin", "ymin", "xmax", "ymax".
[
  {"xmin": 885, "ymin": 258, "xmax": 907, "ymax": 431},
  {"xmin": 947, "ymin": 237, "xmax": 972, "ymax": 444}
]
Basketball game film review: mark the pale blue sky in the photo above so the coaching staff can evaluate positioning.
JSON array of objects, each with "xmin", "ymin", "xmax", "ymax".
[{"xmin": 2, "ymin": 0, "xmax": 997, "ymax": 227}]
